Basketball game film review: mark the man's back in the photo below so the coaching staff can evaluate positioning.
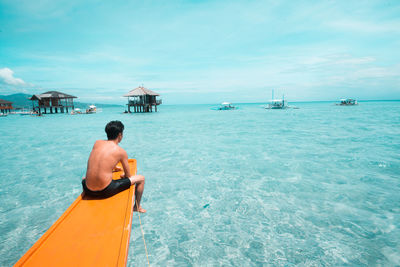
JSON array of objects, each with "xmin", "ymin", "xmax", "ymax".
[
  {"xmin": 82, "ymin": 120, "xmax": 146, "ymax": 212},
  {"xmin": 85, "ymin": 140, "xmax": 124, "ymax": 190}
]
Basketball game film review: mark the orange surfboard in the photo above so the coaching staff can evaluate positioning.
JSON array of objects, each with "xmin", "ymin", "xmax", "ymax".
[{"xmin": 15, "ymin": 159, "xmax": 137, "ymax": 267}]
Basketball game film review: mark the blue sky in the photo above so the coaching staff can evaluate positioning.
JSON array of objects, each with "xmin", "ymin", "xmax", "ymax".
[{"xmin": 0, "ymin": 0, "xmax": 399, "ymax": 104}]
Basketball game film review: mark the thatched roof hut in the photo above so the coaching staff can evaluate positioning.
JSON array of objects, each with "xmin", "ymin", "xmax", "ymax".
[
  {"xmin": 29, "ymin": 90, "xmax": 77, "ymax": 114},
  {"xmin": 0, "ymin": 99, "xmax": 12, "ymax": 104},
  {"xmin": 0, "ymin": 98, "xmax": 13, "ymax": 113},
  {"xmin": 29, "ymin": 91, "xmax": 77, "ymax": 100},
  {"xmin": 123, "ymin": 86, "xmax": 161, "ymax": 113},
  {"xmin": 123, "ymin": 86, "xmax": 160, "ymax": 97}
]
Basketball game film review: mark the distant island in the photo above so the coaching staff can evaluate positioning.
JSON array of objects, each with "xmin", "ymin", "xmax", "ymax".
[{"xmin": 0, "ymin": 93, "xmax": 123, "ymax": 109}]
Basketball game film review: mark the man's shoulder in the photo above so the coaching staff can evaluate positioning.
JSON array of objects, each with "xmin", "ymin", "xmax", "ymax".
[
  {"xmin": 93, "ymin": 140, "xmax": 125, "ymax": 154},
  {"xmin": 94, "ymin": 140, "xmax": 105, "ymax": 146},
  {"xmin": 117, "ymin": 145, "xmax": 128, "ymax": 155},
  {"xmin": 93, "ymin": 140, "xmax": 112, "ymax": 149}
]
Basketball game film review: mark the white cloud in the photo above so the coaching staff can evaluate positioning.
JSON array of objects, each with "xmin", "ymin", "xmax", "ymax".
[
  {"xmin": 0, "ymin": 68, "xmax": 27, "ymax": 86},
  {"xmin": 328, "ymin": 19, "xmax": 400, "ymax": 34},
  {"xmin": 301, "ymin": 54, "xmax": 375, "ymax": 67},
  {"xmin": 353, "ymin": 67, "xmax": 398, "ymax": 79}
]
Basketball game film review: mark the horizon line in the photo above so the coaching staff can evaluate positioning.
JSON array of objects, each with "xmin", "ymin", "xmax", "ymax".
[{"xmin": 1, "ymin": 92, "xmax": 399, "ymax": 106}]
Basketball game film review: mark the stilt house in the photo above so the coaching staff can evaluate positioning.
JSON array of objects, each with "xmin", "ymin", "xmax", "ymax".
[
  {"xmin": 29, "ymin": 91, "xmax": 77, "ymax": 114},
  {"xmin": 124, "ymin": 86, "xmax": 162, "ymax": 113},
  {"xmin": 0, "ymin": 99, "xmax": 13, "ymax": 114}
]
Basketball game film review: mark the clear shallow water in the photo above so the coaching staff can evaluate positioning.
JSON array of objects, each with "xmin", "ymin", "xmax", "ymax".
[{"xmin": 0, "ymin": 101, "xmax": 399, "ymax": 266}]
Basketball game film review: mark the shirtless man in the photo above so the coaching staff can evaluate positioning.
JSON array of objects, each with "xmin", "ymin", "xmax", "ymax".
[{"xmin": 82, "ymin": 120, "xmax": 146, "ymax": 213}]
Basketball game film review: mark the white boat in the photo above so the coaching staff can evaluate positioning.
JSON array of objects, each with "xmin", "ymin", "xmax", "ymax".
[
  {"xmin": 86, "ymin": 105, "xmax": 97, "ymax": 114},
  {"xmin": 337, "ymin": 98, "xmax": 358, "ymax": 105},
  {"xmin": 265, "ymin": 90, "xmax": 288, "ymax": 109},
  {"xmin": 266, "ymin": 99, "xmax": 287, "ymax": 109},
  {"xmin": 218, "ymin": 102, "xmax": 236, "ymax": 110},
  {"xmin": 0, "ymin": 113, "xmax": 7, "ymax": 117},
  {"xmin": 70, "ymin": 108, "xmax": 82, "ymax": 115},
  {"xmin": 17, "ymin": 109, "xmax": 34, "ymax": 115}
]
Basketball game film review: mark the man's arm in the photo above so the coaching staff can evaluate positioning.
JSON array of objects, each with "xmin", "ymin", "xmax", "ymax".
[{"xmin": 119, "ymin": 149, "xmax": 131, "ymax": 178}]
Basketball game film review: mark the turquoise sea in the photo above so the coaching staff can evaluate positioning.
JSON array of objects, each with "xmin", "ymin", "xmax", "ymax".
[{"xmin": 0, "ymin": 101, "xmax": 399, "ymax": 266}]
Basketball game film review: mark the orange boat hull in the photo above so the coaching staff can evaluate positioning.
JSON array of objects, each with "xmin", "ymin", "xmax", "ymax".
[{"xmin": 15, "ymin": 159, "xmax": 137, "ymax": 267}]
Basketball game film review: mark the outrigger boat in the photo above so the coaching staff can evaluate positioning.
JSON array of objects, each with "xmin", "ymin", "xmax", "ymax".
[
  {"xmin": 15, "ymin": 159, "xmax": 137, "ymax": 267},
  {"xmin": 336, "ymin": 98, "xmax": 358, "ymax": 105},
  {"xmin": 218, "ymin": 102, "xmax": 236, "ymax": 110},
  {"xmin": 85, "ymin": 105, "xmax": 97, "ymax": 114},
  {"xmin": 265, "ymin": 90, "xmax": 288, "ymax": 109},
  {"xmin": 17, "ymin": 109, "xmax": 34, "ymax": 115},
  {"xmin": 266, "ymin": 99, "xmax": 287, "ymax": 109},
  {"xmin": 70, "ymin": 108, "xmax": 82, "ymax": 115}
]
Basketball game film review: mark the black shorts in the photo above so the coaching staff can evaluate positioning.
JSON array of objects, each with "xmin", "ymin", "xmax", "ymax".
[{"xmin": 82, "ymin": 178, "xmax": 131, "ymax": 199}]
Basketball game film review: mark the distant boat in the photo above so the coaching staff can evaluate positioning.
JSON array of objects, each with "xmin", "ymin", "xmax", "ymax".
[
  {"xmin": 265, "ymin": 90, "xmax": 288, "ymax": 109},
  {"xmin": 30, "ymin": 110, "xmax": 42, "ymax": 117},
  {"xmin": 86, "ymin": 105, "xmax": 97, "ymax": 114},
  {"xmin": 70, "ymin": 108, "xmax": 82, "ymax": 115},
  {"xmin": 218, "ymin": 102, "xmax": 236, "ymax": 110},
  {"xmin": 337, "ymin": 99, "xmax": 358, "ymax": 106},
  {"xmin": 266, "ymin": 99, "xmax": 287, "ymax": 109},
  {"xmin": 17, "ymin": 109, "xmax": 33, "ymax": 115}
]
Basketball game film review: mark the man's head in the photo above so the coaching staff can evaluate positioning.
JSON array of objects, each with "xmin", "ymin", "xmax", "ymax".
[{"xmin": 105, "ymin": 120, "xmax": 124, "ymax": 141}]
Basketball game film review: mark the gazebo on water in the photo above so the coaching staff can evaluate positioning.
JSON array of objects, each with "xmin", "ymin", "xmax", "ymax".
[
  {"xmin": 124, "ymin": 86, "xmax": 162, "ymax": 113},
  {"xmin": 29, "ymin": 91, "xmax": 77, "ymax": 114}
]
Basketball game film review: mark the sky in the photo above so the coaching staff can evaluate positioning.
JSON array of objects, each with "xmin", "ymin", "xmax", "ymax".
[{"xmin": 0, "ymin": 0, "xmax": 399, "ymax": 104}]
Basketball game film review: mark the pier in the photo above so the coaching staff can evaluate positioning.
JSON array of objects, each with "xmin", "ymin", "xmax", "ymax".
[{"xmin": 124, "ymin": 86, "xmax": 162, "ymax": 113}]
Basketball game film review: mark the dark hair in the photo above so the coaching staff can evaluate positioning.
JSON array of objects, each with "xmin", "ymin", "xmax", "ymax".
[{"xmin": 105, "ymin": 120, "xmax": 124, "ymax": 140}]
